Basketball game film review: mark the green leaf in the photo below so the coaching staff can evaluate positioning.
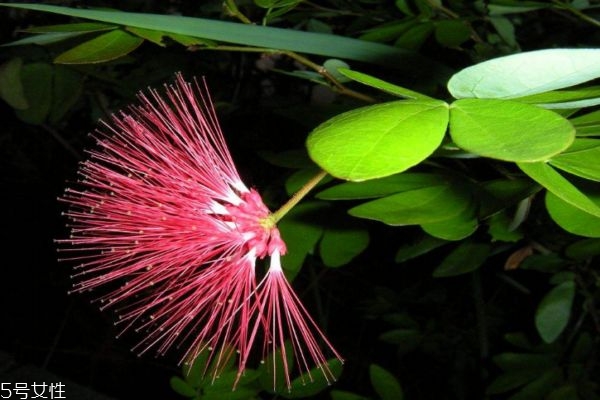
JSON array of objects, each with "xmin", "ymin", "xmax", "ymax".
[
  {"xmin": 337, "ymin": 68, "xmax": 431, "ymax": 100},
  {"xmin": 369, "ymin": 364, "xmax": 404, "ymax": 400},
  {"xmin": 170, "ymin": 376, "xmax": 197, "ymax": 397},
  {"xmin": 487, "ymin": 212, "xmax": 524, "ymax": 242},
  {"xmin": 506, "ymin": 368, "xmax": 562, "ymax": 400},
  {"xmin": 486, "ymin": 369, "xmax": 546, "ymax": 395},
  {"xmin": 278, "ymin": 202, "xmax": 327, "ymax": 276},
  {"xmin": 258, "ymin": 341, "xmax": 294, "ymax": 394},
  {"xmin": 126, "ymin": 26, "xmax": 166, "ymax": 46},
  {"xmin": 565, "ymin": 238, "xmax": 600, "ymax": 260},
  {"xmin": 307, "ymin": 100, "xmax": 449, "ymax": 181},
  {"xmin": 323, "ymin": 59, "xmax": 351, "ymax": 83},
  {"xmin": 0, "ymin": 57, "xmax": 28, "ymax": 109},
  {"xmin": 432, "ymin": 241, "xmax": 491, "ymax": 277},
  {"xmin": 282, "ymin": 359, "xmax": 343, "ymax": 399},
  {"xmin": 449, "ymin": 99, "xmax": 574, "ymax": 162},
  {"xmin": 518, "ymin": 161, "xmax": 600, "ymax": 217},
  {"xmin": 434, "ymin": 20, "xmax": 471, "ymax": 47},
  {"xmin": 535, "ymin": 280, "xmax": 575, "ymax": 343},
  {"xmin": 394, "ymin": 21, "xmax": 434, "ymax": 50},
  {"xmin": 517, "ymin": 85, "xmax": 600, "ymax": 109},
  {"xmin": 0, "ymin": 3, "xmax": 445, "ymax": 75},
  {"xmin": 49, "ymin": 66, "xmax": 83, "ymax": 124},
  {"xmin": 319, "ymin": 227, "xmax": 369, "ymax": 268},
  {"xmin": 2, "ymin": 32, "xmax": 88, "ymax": 46},
  {"xmin": 14, "ymin": 62, "xmax": 53, "ymax": 125},
  {"xmin": 448, "ymin": 48, "xmax": 600, "ymax": 99},
  {"xmin": 547, "ymin": 385, "xmax": 579, "ymax": 400},
  {"xmin": 421, "ymin": 203, "xmax": 477, "ymax": 241},
  {"xmin": 493, "ymin": 352, "xmax": 556, "ymax": 371},
  {"xmin": 24, "ymin": 22, "xmax": 117, "ymax": 33},
  {"xmin": 349, "ymin": 184, "xmax": 470, "ymax": 226},
  {"xmin": 316, "ymin": 173, "xmax": 447, "ymax": 200},
  {"xmin": 54, "ymin": 29, "xmax": 144, "ymax": 64},
  {"xmin": 378, "ymin": 329, "xmax": 422, "ymax": 353},
  {"xmin": 395, "ymin": 235, "xmax": 448, "ymax": 263},
  {"xmin": 549, "ymin": 139, "xmax": 600, "ymax": 181},
  {"xmin": 546, "ymin": 191, "xmax": 600, "ymax": 237},
  {"xmin": 331, "ymin": 390, "xmax": 369, "ymax": 400},
  {"xmin": 480, "ymin": 178, "xmax": 540, "ymax": 217}
]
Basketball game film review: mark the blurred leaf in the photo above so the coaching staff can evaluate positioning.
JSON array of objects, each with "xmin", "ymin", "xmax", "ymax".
[
  {"xmin": 395, "ymin": 235, "xmax": 448, "ymax": 263},
  {"xmin": 480, "ymin": 178, "xmax": 540, "ymax": 217},
  {"xmin": 331, "ymin": 390, "xmax": 369, "ymax": 400},
  {"xmin": 448, "ymin": 48, "xmax": 600, "ymax": 99},
  {"xmin": 349, "ymin": 184, "xmax": 470, "ymax": 226},
  {"xmin": 359, "ymin": 20, "xmax": 417, "ymax": 43},
  {"xmin": 520, "ymin": 254, "xmax": 566, "ymax": 273},
  {"xmin": 434, "ymin": 20, "xmax": 471, "ymax": 47},
  {"xmin": 337, "ymin": 68, "xmax": 430, "ymax": 99},
  {"xmin": 54, "ymin": 29, "xmax": 143, "ymax": 64},
  {"xmin": 549, "ymin": 138, "xmax": 600, "ymax": 181},
  {"xmin": 320, "ymin": 226, "xmax": 369, "ymax": 267},
  {"xmin": 379, "ymin": 329, "xmax": 422, "ymax": 353},
  {"xmin": 486, "ymin": 369, "xmax": 545, "ymax": 394},
  {"xmin": 535, "ymin": 280, "xmax": 575, "ymax": 343},
  {"xmin": 432, "ymin": 241, "xmax": 491, "ymax": 277},
  {"xmin": 323, "ymin": 59, "xmax": 351, "ymax": 83},
  {"xmin": 489, "ymin": 16, "xmax": 517, "ymax": 47},
  {"xmin": 279, "ymin": 202, "xmax": 327, "ymax": 276},
  {"xmin": 285, "ymin": 167, "xmax": 329, "ymax": 196},
  {"xmin": 504, "ymin": 332, "xmax": 534, "ymax": 350},
  {"xmin": 565, "ymin": 238, "xmax": 600, "ymax": 260},
  {"xmin": 394, "ymin": 21, "xmax": 434, "ymax": 50},
  {"xmin": 2, "ymin": 31, "xmax": 88, "ymax": 46},
  {"xmin": 493, "ymin": 352, "xmax": 556, "ymax": 371},
  {"xmin": 317, "ymin": 173, "xmax": 447, "ymax": 200},
  {"xmin": 518, "ymin": 161, "xmax": 600, "ymax": 217},
  {"xmin": 369, "ymin": 364, "xmax": 404, "ymax": 400},
  {"xmin": 170, "ymin": 376, "xmax": 197, "ymax": 397},
  {"xmin": 49, "ymin": 66, "xmax": 83, "ymax": 124},
  {"xmin": 283, "ymin": 359, "xmax": 343, "ymax": 399},
  {"xmin": 0, "ymin": 57, "xmax": 28, "ymax": 109},
  {"xmin": 488, "ymin": 212, "xmax": 524, "ymax": 243},
  {"xmin": 546, "ymin": 191, "xmax": 600, "ymax": 237},
  {"xmin": 507, "ymin": 368, "xmax": 561, "ymax": 400},
  {"xmin": 547, "ymin": 385, "xmax": 579, "ymax": 400},
  {"xmin": 307, "ymin": 100, "xmax": 448, "ymax": 181},
  {"xmin": 15, "ymin": 62, "xmax": 52, "ymax": 125},
  {"xmin": 449, "ymin": 99, "xmax": 574, "ymax": 162}
]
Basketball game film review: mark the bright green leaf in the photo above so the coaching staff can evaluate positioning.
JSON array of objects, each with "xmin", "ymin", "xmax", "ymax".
[
  {"xmin": 0, "ymin": 57, "xmax": 28, "ymax": 109},
  {"xmin": 517, "ymin": 85, "xmax": 600, "ymax": 109},
  {"xmin": 316, "ymin": 173, "xmax": 447, "ymax": 200},
  {"xmin": 518, "ymin": 161, "xmax": 600, "ymax": 217},
  {"xmin": 535, "ymin": 280, "xmax": 575, "ymax": 343},
  {"xmin": 449, "ymin": 98, "xmax": 574, "ymax": 162},
  {"xmin": 432, "ymin": 241, "xmax": 491, "ymax": 277},
  {"xmin": 349, "ymin": 184, "xmax": 470, "ymax": 226},
  {"xmin": 54, "ymin": 29, "xmax": 143, "ymax": 64},
  {"xmin": 448, "ymin": 48, "xmax": 600, "ymax": 99},
  {"xmin": 549, "ymin": 138, "xmax": 600, "ymax": 181},
  {"xmin": 369, "ymin": 364, "xmax": 404, "ymax": 400},
  {"xmin": 337, "ymin": 68, "xmax": 430, "ymax": 100},
  {"xmin": 421, "ymin": 203, "xmax": 477, "ymax": 241},
  {"xmin": 546, "ymin": 191, "xmax": 600, "ymax": 237},
  {"xmin": 320, "ymin": 227, "xmax": 369, "ymax": 267},
  {"xmin": 307, "ymin": 100, "xmax": 449, "ymax": 181}
]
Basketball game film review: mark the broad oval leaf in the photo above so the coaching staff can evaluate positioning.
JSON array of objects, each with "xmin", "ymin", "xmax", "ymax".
[
  {"xmin": 448, "ymin": 48, "xmax": 600, "ymax": 99},
  {"xmin": 54, "ymin": 29, "xmax": 143, "ymax": 64},
  {"xmin": 450, "ymin": 99, "xmax": 574, "ymax": 162},
  {"xmin": 319, "ymin": 227, "xmax": 369, "ymax": 268},
  {"xmin": 518, "ymin": 161, "xmax": 600, "ymax": 218},
  {"xmin": 545, "ymin": 191, "xmax": 600, "ymax": 238},
  {"xmin": 349, "ymin": 185, "xmax": 470, "ymax": 226},
  {"xmin": 14, "ymin": 62, "xmax": 53, "ymax": 125},
  {"xmin": 307, "ymin": 100, "xmax": 449, "ymax": 181},
  {"xmin": 421, "ymin": 204, "xmax": 478, "ymax": 241},
  {"xmin": 535, "ymin": 280, "xmax": 575, "ymax": 343},
  {"xmin": 369, "ymin": 364, "xmax": 404, "ymax": 400},
  {"xmin": 549, "ymin": 139, "xmax": 600, "ymax": 181},
  {"xmin": 432, "ymin": 241, "xmax": 491, "ymax": 277}
]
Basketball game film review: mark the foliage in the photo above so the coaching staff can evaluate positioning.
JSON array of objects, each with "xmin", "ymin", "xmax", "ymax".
[{"xmin": 2, "ymin": 0, "xmax": 600, "ymax": 399}]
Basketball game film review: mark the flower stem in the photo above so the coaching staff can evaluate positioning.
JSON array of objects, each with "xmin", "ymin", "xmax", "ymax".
[{"xmin": 267, "ymin": 169, "xmax": 328, "ymax": 225}]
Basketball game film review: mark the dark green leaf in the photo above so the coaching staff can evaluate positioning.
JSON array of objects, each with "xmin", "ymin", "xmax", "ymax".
[
  {"xmin": 49, "ymin": 66, "xmax": 83, "ymax": 124},
  {"xmin": 493, "ymin": 352, "xmax": 556, "ymax": 371},
  {"xmin": 331, "ymin": 390, "xmax": 369, "ymax": 400},
  {"xmin": 395, "ymin": 235, "xmax": 448, "ymax": 263},
  {"xmin": 486, "ymin": 370, "xmax": 545, "ymax": 394},
  {"xmin": 0, "ymin": 57, "xmax": 28, "ymax": 109},
  {"xmin": 350, "ymin": 184, "xmax": 470, "ymax": 226},
  {"xmin": 506, "ymin": 368, "xmax": 561, "ymax": 400},
  {"xmin": 535, "ymin": 280, "xmax": 575, "ymax": 343},
  {"xmin": 434, "ymin": 20, "xmax": 471, "ymax": 47},
  {"xmin": 15, "ymin": 62, "xmax": 53, "ymax": 125},
  {"xmin": 54, "ymin": 29, "xmax": 143, "ymax": 64},
  {"xmin": 432, "ymin": 241, "xmax": 491, "ymax": 277},
  {"xmin": 394, "ymin": 21, "xmax": 434, "ymax": 50},
  {"xmin": 170, "ymin": 376, "xmax": 197, "ymax": 397},
  {"xmin": 23, "ymin": 22, "xmax": 116, "ymax": 33},
  {"xmin": 565, "ymin": 238, "xmax": 600, "ymax": 260},
  {"xmin": 320, "ymin": 227, "xmax": 369, "ymax": 267},
  {"xmin": 369, "ymin": 364, "xmax": 404, "ymax": 400},
  {"xmin": 284, "ymin": 359, "xmax": 343, "ymax": 399}
]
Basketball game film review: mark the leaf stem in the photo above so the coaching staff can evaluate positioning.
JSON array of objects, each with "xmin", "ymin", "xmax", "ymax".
[{"xmin": 266, "ymin": 169, "xmax": 328, "ymax": 226}]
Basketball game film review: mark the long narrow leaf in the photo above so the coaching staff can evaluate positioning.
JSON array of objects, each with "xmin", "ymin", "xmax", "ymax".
[{"xmin": 0, "ymin": 3, "xmax": 446, "ymax": 77}]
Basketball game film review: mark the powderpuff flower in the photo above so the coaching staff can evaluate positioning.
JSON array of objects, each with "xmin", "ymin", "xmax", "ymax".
[{"xmin": 58, "ymin": 74, "xmax": 342, "ymax": 389}]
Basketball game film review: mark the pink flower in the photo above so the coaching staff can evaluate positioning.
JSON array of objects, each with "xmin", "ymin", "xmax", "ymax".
[{"xmin": 58, "ymin": 74, "xmax": 342, "ymax": 389}]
